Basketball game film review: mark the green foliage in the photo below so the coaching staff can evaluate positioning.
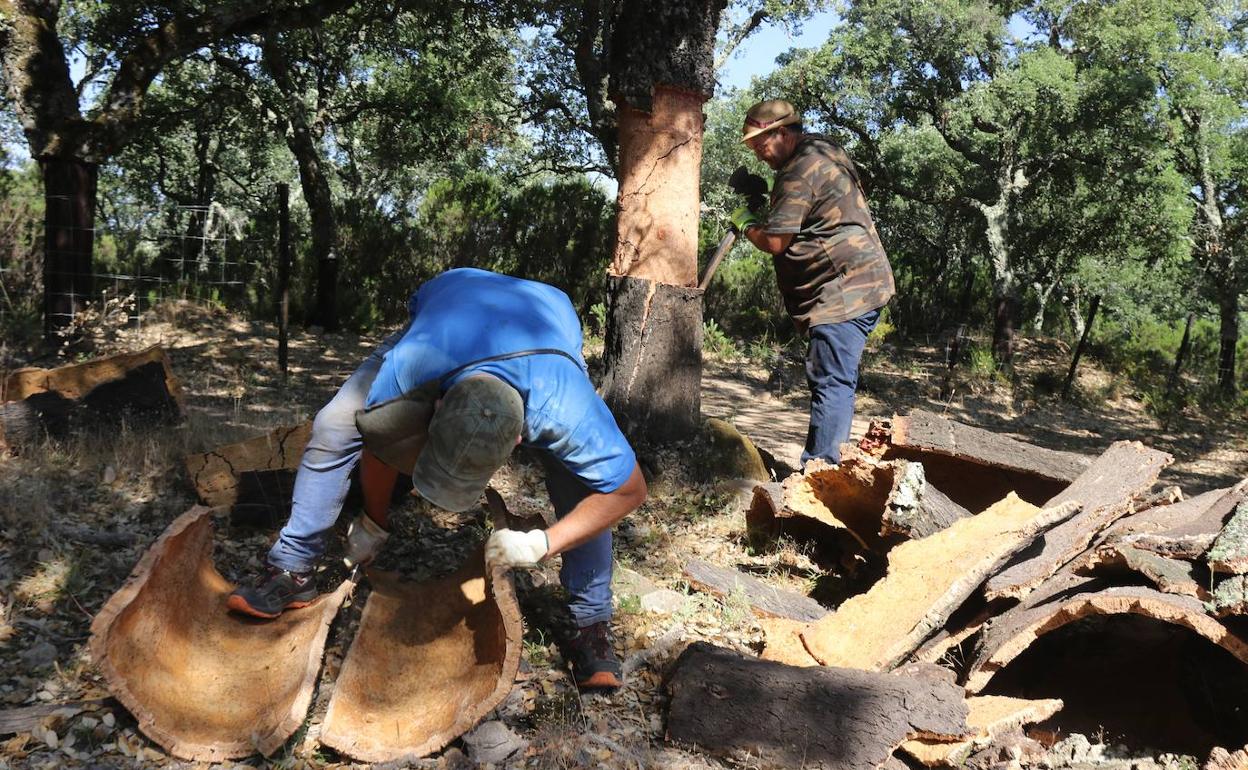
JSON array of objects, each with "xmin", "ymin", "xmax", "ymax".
[{"xmin": 702, "ymin": 319, "xmax": 741, "ymax": 360}]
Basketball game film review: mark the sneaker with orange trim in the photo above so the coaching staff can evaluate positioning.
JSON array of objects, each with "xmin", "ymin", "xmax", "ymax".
[
  {"xmin": 226, "ymin": 565, "xmax": 317, "ymax": 619},
  {"xmin": 563, "ymin": 621, "xmax": 623, "ymax": 691}
]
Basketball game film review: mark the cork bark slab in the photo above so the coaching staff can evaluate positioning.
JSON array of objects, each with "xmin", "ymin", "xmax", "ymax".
[
  {"xmin": 666, "ymin": 642, "xmax": 970, "ymax": 770},
  {"xmin": 1206, "ymin": 747, "xmax": 1248, "ymax": 770},
  {"xmin": 881, "ymin": 461, "xmax": 971, "ymax": 539},
  {"xmin": 184, "ymin": 422, "xmax": 312, "ymax": 508},
  {"xmin": 318, "ymin": 551, "xmax": 522, "ymax": 763},
  {"xmin": 965, "ymin": 579, "xmax": 1248, "ymax": 693},
  {"xmin": 683, "ymin": 558, "xmax": 827, "ymax": 622},
  {"xmin": 747, "ymin": 476, "xmax": 869, "ymax": 551},
  {"xmin": 801, "ymin": 494, "xmax": 1080, "ymax": 671},
  {"xmin": 1209, "ymin": 575, "xmax": 1248, "ymax": 617},
  {"xmin": 1081, "ymin": 482, "xmax": 1246, "ymax": 566},
  {"xmin": 1076, "ymin": 544, "xmax": 1208, "ymax": 599},
  {"xmin": 89, "ymin": 506, "xmax": 349, "ymax": 761},
  {"xmin": 984, "ymin": 441, "xmax": 1172, "ymax": 602},
  {"xmin": 899, "ymin": 695, "xmax": 1064, "ymax": 767},
  {"xmin": 758, "ymin": 617, "xmax": 821, "ymax": 667},
  {"xmin": 3, "ymin": 346, "xmax": 182, "ymax": 402},
  {"xmin": 611, "ymin": 87, "xmax": 703, "ymax": 285},
  {"xmin": 1, "ymin": 346, "xmax": 184, "ymax": 450},
  {"xmin": 1207, "ymin": 499, "xmax": 1248, "ymax": 575},
  {"xmin": 874, "ymin": 411, "xmax": 1089, "ymax": 511}
]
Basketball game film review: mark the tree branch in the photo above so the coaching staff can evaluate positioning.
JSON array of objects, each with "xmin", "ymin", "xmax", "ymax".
[
  {"xmin": 96, "ymin": 0, "xmax": 360, "ymax": 155},
  {"xmin": 714, "ymin": 8, "xmax": 768, "ymax": 72}
]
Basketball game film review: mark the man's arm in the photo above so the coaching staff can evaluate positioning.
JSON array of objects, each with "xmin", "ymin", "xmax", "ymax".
[
  {"xmin": 740, "ymin": 225, "xmax": 794, "ymax": 256},
  {"xmin": 543, "ymin": 462, "xmax": 647, "ymax": 557}
]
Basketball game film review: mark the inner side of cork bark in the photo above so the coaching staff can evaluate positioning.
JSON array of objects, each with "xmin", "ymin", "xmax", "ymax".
[
  {"xmin": 89, "ymin": 507, "xmax": 348, "ymax": 761},
  {"xmin": 319, "ymin": 549, "xmax": 522, "ymax": 763},
  {"xmin": 879, "ymin": 447, "xmax": 1068, "ymax": 512},
  {"xmin": 979, "ymin": 613, "xmax": 1248, "ymax": 756},
  {"xmin": 612, "ymin": 87, "xmax": 703, "ymax": 286}
]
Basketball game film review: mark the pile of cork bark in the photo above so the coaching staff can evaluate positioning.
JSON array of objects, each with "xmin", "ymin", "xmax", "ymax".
[{"xmin": 667, "ymin": 410, "xmax": 1248, "ymax": 770}]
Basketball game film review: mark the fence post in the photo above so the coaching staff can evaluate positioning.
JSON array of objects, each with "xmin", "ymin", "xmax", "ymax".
[
  {"xmin": 1061, "ymin": 294, "xmax": 1101, "ymax": 401},
  {"xmin": 276, "ymin": 184, "xmax": 290, "ymax": 383}
]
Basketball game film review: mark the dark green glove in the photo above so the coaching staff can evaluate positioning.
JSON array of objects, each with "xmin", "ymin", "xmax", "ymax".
[{"xmin": 728, "ymin": 166, "xmax": 770, "ymax": 212}]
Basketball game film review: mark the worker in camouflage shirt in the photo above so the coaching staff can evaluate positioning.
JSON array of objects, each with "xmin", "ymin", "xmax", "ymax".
[{"xmin": 729, "ymin": 99, "xmax": 895, "ymax": 466}]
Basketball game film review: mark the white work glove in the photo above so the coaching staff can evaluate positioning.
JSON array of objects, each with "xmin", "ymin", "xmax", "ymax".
[
  {"xmin": 343, "ymin": 514, "xmax": 390, "ymax": 568},
  {"xmin": 485, "ymin": 529, "xmax": 549, "ymax": 569}
]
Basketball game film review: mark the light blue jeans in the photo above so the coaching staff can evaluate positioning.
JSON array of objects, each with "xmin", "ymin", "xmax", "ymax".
[{"xmin": 266, "ymin": 336, "xmax": 614, "ymax": 628}]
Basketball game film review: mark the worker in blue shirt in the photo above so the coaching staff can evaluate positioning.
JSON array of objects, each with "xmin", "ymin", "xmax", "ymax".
[{"xmin": 228, "ymin": 268, "xmax": 646, "ymax": 690}]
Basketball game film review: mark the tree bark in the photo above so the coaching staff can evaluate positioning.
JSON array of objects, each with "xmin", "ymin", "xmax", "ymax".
[
  {"xmin": 599, "ymin": 275, "xmax": 702, "ymax": 440},
  {"xmin": 38, "ymin": 157, "xmax": 97, "ymax": 336}
]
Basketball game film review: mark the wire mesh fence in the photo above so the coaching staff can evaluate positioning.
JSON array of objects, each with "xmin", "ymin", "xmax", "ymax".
[{"xmin": 1, "ymin": 195, "xmax": 273, "ymax": 335}]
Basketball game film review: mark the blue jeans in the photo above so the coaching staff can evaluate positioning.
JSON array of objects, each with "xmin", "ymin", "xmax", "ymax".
[
  {"xmin": 266, "ymin": 337, "xmax": 614, "ymax": 629},
  {"xmin": 801, "ymin": 309, "xmax": 880, "ymax": 467}
]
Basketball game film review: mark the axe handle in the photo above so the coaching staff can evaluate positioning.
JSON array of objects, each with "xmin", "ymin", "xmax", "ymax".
[{"xmin": 698, "ymin": 230, "xmax": 737, "ymax": 291}]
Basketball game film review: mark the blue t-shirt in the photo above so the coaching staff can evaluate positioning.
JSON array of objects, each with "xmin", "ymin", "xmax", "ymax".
[{"xmin": 366, "ymin": 268, "xmax": 636, "ymax": 494}]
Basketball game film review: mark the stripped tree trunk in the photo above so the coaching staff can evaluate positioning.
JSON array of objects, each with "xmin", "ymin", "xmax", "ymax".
[{"xmin": 599, "ymin": 0, "xmax": 726, "ymax": 442}]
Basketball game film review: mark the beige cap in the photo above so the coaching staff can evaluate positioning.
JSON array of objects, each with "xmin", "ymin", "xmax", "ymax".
[{"xmin": 741, "ymin": 99, "xmax": 800, "ymax": 143}]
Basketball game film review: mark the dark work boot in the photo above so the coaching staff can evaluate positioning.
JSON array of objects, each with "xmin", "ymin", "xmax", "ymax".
[
  {"xmin": 562, "ymin": 620, "xmax": 623, "ymax": 691},
  {"xmin": 226, "ymin": 565, "xmax": 317, "ymax": 619}
]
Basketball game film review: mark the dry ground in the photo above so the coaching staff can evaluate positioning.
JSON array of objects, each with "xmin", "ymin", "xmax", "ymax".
[{"xmin": 0, "ymin": 303, "xmax": 1245, "ymax": 770}]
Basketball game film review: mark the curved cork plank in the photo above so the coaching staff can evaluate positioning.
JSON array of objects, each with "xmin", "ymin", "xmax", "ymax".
[
  {"xmin": 184, "ymin": 422, "xmax": 312, "ymax": 508},
  {"xmin": 2, "ymin": 346, "xmax": 184, "ymax": 450},
  {"xmin": 964, "ymin": 581, "xmax": 1248, "ymax": 693},
  {"xmin": 318, "ymin": 552, "xmax": 522, "ymax": 763},
  {"xmin": 3, "ymin": 346, "xmax": 182, "ymax": 403},
  {"xmin": 747, "ymin": 477, "xmax": 869, "ymax": 551},
  {"xmin": 1208, "ymin": 499, "xmax": 1248, "ymax": 575},
  {"xmin": 984, "ymin": 441, "xmax": 1172, "ymax": 602},
  {"xmin": 89, "ymin": 506, "xmax": 350, "ymax": 761},
  {"xmin": 320, "ymin": 489, "xmax": 520, "ymax": 763},
  {"xmin": 899, "ymin": 695, "xmax": 1063, "ymax": 767},
  {"xmin": 666, "ymin": 641, "xmax": 969, "ymax": 770},
  {"xmin": 1076, "ymin": 544, "xmax": 1208, "ymax": 599},
  {"xmin": 801, "ymin": 495, "xmax": 1080, "ymax": 671},
  {"xmin": 1092, "ymin": 481, "xmax": 1248, "ymax": 562}
]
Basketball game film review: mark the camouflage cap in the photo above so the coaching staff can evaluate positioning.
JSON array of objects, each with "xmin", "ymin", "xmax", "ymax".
[
  {"xmin": 411, "ymin": 375, "xmax": 523, "ymax": 512},
  {"xmin": 741, "ymin": 99, "xmax": 800, "ymax": 143}
]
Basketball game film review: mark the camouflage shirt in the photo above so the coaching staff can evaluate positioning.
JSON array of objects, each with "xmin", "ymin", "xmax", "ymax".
[{"xmin": 764, "ymin": 135, "xmax": 895, "ymax": 334}]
